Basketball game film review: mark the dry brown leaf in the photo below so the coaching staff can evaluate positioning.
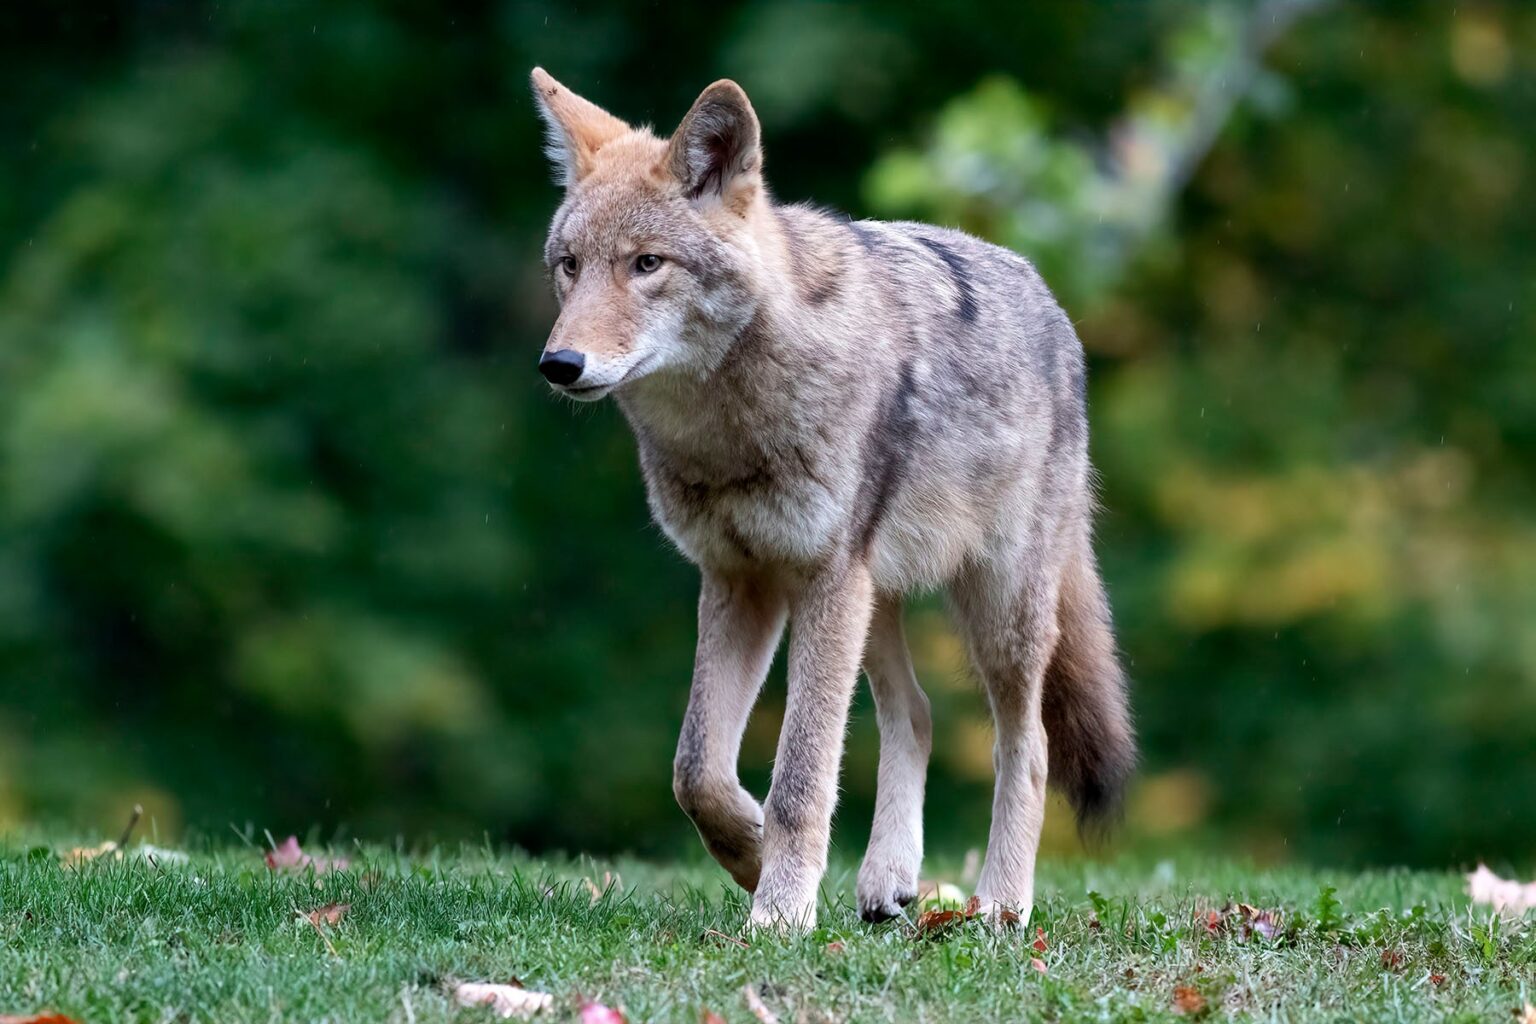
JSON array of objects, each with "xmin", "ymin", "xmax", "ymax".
[
  {"xmin": 824, "ymin": 940, "xmax": 845, "ymax": 953},
  {"xmin": 742, "ymin": 983, "xmax": 779, "ymax": 1024},
  {"xmin": 914, "ymin": 908, "xmax": 969, "ymax": 934},
  {"xmin": 61, "ymin": 805, "xmax": 146, "ymax": 866},
  {"xmin": 1467, "ymin": 864, "xmax": 1536, "ymax": 917},
  {"xmin": 61, "ymin": 841, "xmax": 120, "ymax": 866},
  {"xmin": 453, "ymin": 982, "xmax": 553, "ymax": 1019},
  {"xmin": 1428, "ymin": 972, "xmax": 1446, "ymax": 988},
  {"xmin": 1172, "ymin": 985, "xmax": 1206, "ymax": 1015},
  {"xmin": 0, "ymin": 1014, "xmax": 83, "ymax": 1024},
  {"xmin": 1032, "ymin": 926, "xmax": 1048, "ymax": 953},
  {"xmin": 305, "ymin": 903, "xmax": 350, "ymax": 927},
  {"xmin": 701, "ymin": 1013, "xmax": 728, "ymax": 1024},
  {"xmin": 266, "ymin": 835, "xmax": 350, "ymax": 873},
  {"xmin": 1380, "ymin": 948, "xmax": 1405, "ymax": 971},
  {"xmin": 579, "ymin": 1002, "xmax": 627, "ymax": 1024}
]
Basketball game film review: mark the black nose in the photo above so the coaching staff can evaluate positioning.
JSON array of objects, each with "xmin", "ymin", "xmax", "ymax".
[{"xmin": 538, "ymin": 349, "xmax": 585, "ymax": 386}]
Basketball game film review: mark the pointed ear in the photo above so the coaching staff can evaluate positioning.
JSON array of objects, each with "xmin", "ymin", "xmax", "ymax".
[
  {"xmin": 667, "ymin": 80, "xmax": 762, "ymax": 209},
  {"xmin": 530, "ymin": 67, "xmax": 631, "ymax": 187}
]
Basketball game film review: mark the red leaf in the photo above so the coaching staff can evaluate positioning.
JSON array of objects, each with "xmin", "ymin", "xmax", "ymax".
[
  {"xmin": 1172, "ymin": 985, "xmax": 1206, "ymax": 1014},
  {"xmin": 914, "ymin": 908, "xmax": 968, "ymax": 934},
  {"xmin": 265, "ymin": 835, "xmax": 349, "ymax": 873},
  {"xmin": 0, "ymin": 1015, "xmax": 82, "ymax": 1024},
  {"xmin": 701, "ymin": 1013, "xmax": 727, "ymax": 1024},
  {"xmin": 304, "ymin": 902, "xmax": 350, "ymax": 927},
  {"xmin": 1028, "ymin": 957, "xmax": 1047, "ymax": 974},
  {"xmin": 1032, "ymin": 926, "xmax": 1048, "ymax": 953},
  {"xmin": 580, "ymin": 1001, "xmax": 628, "ymax": 1024}
]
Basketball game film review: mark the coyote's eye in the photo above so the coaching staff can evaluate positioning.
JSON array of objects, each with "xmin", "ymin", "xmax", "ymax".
[
  {"xmin": 634, "ymin": 254, "xmax": 663, "ymax": 274},
  {"xmin": 557, "ymin": 255, "xmax": 578, "ymax": 277}
]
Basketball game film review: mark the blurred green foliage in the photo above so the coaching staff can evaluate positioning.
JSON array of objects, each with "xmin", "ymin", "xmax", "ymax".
[{"xmin": 0, "ymin": 1, "xmax": 1532, "ymax": 867}]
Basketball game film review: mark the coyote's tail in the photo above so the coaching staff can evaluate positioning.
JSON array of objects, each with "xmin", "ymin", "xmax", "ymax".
[{"xmin": 1043, "ymin": 547, "xmax": 1136, "ymax": 835}]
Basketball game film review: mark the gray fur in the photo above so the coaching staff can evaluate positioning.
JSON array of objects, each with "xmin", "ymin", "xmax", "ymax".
[{"xmin": 533, "ymin": 71, "xmax": 1135, "ymax": 929}]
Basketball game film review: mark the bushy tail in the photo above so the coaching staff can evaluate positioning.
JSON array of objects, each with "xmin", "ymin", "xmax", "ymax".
[{"xmin": 1043, "ymin": 548, "xmax": 1136, "ymax": 835}]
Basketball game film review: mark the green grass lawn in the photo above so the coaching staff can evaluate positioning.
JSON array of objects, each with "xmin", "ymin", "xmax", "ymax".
[{"xmin": 1, "ymin": 836, "xmax": 1531, "ymax": 1023}]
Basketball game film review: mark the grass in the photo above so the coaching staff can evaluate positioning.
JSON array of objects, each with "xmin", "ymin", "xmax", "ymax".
[{"xmin": 1, "ymin": 835, "xmax": 1532, "ymax": 1023}]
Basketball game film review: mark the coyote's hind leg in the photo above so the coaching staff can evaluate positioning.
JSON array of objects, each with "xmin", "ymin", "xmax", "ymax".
[
  {"xmin": 949, "ymin": 554, "xmax": 1062, "ymax": 926},
  {"xmin": 857, "ymin": 594, "xmax": 933, "ymax": 922}
]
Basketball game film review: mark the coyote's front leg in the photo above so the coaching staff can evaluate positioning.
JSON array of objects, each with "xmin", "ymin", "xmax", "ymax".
[
  {"xmin": 751, "ymin": 561, "xmax": 875, "ymax": 930},
  {"xmin": 673, "ymin": 573, "xmax": 786, "ymax": 892}
]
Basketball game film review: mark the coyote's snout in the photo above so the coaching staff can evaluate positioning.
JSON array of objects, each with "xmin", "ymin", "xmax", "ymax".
[{"xmin": 531, "ymin": 68, "xmax": 1135, "ymax": 929}]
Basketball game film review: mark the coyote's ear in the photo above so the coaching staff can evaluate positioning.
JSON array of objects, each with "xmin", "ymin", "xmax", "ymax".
[
  {"xmin": 530, "ymin": 67, "xmax": 631, "ymax": 187},
  {"xmin": 667, "ymin": 80, "xmax": 762, "ymax": 211}
]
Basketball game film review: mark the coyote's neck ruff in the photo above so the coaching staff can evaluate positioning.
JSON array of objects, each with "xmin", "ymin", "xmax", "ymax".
[{"xmin": 532, "ymin": 68, "xmax": 1134, "ymax": 930}]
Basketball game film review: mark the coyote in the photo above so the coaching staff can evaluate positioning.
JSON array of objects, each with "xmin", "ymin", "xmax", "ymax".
[{"xmin": 530, "ymin": 69, "xmax": 1134, "ymax": 929}]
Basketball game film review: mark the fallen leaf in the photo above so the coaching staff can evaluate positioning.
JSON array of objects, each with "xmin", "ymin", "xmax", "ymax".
[
  {"xmin": 1428, "ymin": 972, "xmax": 1446, "ymax": 988},
  {"xmin": 265, "ymin": 835, "xmax": 350, "ymax": 873},
  {"xmin": 1032, "ymin": 926, "xmax": 1048, "ymax": 953},
  {"xmin": 1029, "ymin": 957, "xmax": 1047, "ymax": 974},
  {"xmin": 1519, "ymin": 1003, "xmax": 1536, "ymax": 1024},
  {"xmin": 1201, "ymin": 902, "xmax": 1282, "ymax": 941},
  {"xmin": 61, "ymin": 841, "xmax": 119, "ymax": 866},
  {"xmin": 0, "ymin": 1014, "xmax": 82, "ymax": 1024},
  {"xmin": 1172, "ymin": 985, "xmax": 1206, "ymax": 1015},
  {"xmin": 825, "ymin": 940, "xmax": 845, "ymax": 953},
  {"xmin": 453, "ymin": 982, "xmax": 553, "ymax": 1019},
  {"xmin": 1467, "ymin": 864, "xmax": 1536, "ymax": 917},
  {"xmin": 914, "ymin": 908, "xmax": 969, "ymax": 934},
  {"xmin": 582, "ymin": 877, "xmax": 603, "ymax": 903},
  {"xmin": 742, "ymin": 983, "xmax": 779, "ymax": 1024},
  {"xmin": 701, "ymin": 1013, "xmax": 728, "ymax": 1024},
  {"xmin": 1380, "ymin": 947, "xmax": 1405, "ymax": 971},
  {"xmin": 579, "ymin": 1002, "xmax": 627, "ymax": 1024},
  {"xmin": 305, "ymin": 903, "xmax": 350, "ymax": 927}
]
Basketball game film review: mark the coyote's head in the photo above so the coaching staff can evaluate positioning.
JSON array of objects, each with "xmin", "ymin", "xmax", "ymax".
[{"xmin": 531, "ymin": 69, "xmax": 766, "ymax": 402}]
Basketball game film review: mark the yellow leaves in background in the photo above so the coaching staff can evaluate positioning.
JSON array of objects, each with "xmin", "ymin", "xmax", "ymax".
[
  {"xmin": 1450, "ymin": 11, "xmax": 1511, "ymax": 87},
  {"xmin": 1155, "ymin": 450, "xmax": 1488, "ymax": 629}
]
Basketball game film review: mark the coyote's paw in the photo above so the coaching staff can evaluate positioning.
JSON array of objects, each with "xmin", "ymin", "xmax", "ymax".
[
  {"xmin": 698, "ymin": 797, "xmax": 764, "ymax": 893},
  {"xmin": 974, "ymin": 895, "xmax": 1031, "ymax": 931},
  {"xmin": 856, "ymin": 857, "xmax": 919, "ymax": 924},
  {"xmin": 705, "ymin": 830, "xmax": 762, "ymax": 894}
]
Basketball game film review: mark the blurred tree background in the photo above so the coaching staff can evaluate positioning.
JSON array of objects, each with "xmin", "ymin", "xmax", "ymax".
[{"xmin": 0, "ymin": 0, "xmax": 1532, "ymax": 868}]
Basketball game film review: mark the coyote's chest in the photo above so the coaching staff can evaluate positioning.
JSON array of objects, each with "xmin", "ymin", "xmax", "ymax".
[{"xmin": 636, "ymin": 436, "xmax": 844, "ymax": 571}]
